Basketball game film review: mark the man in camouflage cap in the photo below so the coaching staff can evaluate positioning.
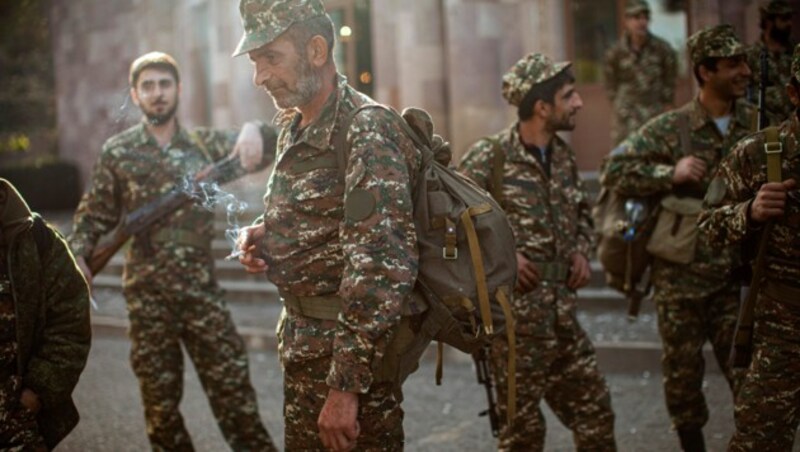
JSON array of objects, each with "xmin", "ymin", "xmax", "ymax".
[
  {"xmin": 604, "ymin": 0, "xmax": 678, "ymax": 146},
  {"xmin": 0, "ymin": 179, "xmax": 91, "ymax": 450},
  {"xmin": 602, "ymin": 24, "xmax": 755, "ymax": 451},
  {"xmin": 233, "ymin": 0, "xmax": 423, "ymax": 450},
  {"xmin": 70, "ymin": 51, "xmax": 277, "ymax": 451},
  {"xmin": 459, "ymin": 52, "xmax": 617, "ymax": 451},
  {"xmin": 699, "ymin": 42, "xmax": 800, "ymax": 451},
  {"xmin": 746, "ymin": 0, "xmax": 796, "ymax": 125}
]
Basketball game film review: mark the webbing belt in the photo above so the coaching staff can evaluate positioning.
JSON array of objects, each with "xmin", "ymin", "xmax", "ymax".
[
  {"xmin": 764, "ymin": 127, "xmax": 782, "ymax": 183},
  {"xmin": 532, "ymin": 261, "xmax": 570, "ymax": 282},
  {"xmin": 151, "ymin": 229, "xmax": 209, "ymax": 250},
  {"xmin": 279, "ymin": 290, "xmax": 343, "ymax": 320}
]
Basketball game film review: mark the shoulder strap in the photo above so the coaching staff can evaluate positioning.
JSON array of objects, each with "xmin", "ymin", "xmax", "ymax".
[
  {"xmin": 188, "ymin": 131, "xmax": 214, "ymax": 164},
  {"xmin": 677, "ymin": 112, "xmax": 691, "ymax": 156},
  {"xmin": 32, "ymin": 215, "xmax": 53, "ymax": 261},
  {"xmin": 764, "ymin": 126, "xmax": 782, "ymax": 183},
  {"xmin": 485, "ymin": 137, "xmax": 506, "ymax": 206}
]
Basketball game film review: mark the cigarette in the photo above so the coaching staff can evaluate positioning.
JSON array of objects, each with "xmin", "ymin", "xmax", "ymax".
[{"xmin": 224, "ymin": 250, "xmax": 247, "ymax": 261}]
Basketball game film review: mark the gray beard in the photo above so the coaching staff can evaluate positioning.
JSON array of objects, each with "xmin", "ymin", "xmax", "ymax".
[{"xmin": 269, "ymin": 62, "xmax": 322, "ymax": 110}]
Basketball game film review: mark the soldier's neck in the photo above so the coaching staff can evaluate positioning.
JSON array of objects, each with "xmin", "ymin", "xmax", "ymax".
[
  {"xmin": 145, "ymin": 118, "xmax": 178, "ymax": 148},
  {"xmin": 518, "ymin": 119, "xmax": 551, "ymax": 150},
  {"xmin": 698, "ymin": 90, "xmax": 734, "ymax": 119},
  {"xmin": 297, "ymin": 67, "xmax": 337, "ymax": 129},
  {"xmin": 628, "ymin": 31, "xmax": 647, "ymax": 51}
]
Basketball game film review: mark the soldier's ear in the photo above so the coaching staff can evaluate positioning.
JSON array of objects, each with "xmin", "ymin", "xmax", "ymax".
[
  {"xmin": 307, "ymin": 35, "xmax": 329, "ymax": 68},
  {"xmin": 130, "ymin": 86, "xmax": 141, "ymax": 107},
  {"xmin": 533, "ymin": 99, "xmax": 551, "ymax": 118}
]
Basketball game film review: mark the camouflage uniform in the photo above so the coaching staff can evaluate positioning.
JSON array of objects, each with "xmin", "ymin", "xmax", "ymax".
[
  {"xmin": 601, "ymin": 25, "xmax": 754, "ymax": 436},
  {"xmin": 459, "ymin": 53, "xmax": 616, "ymax": 451},
  {"xmin": 699, "ymin": 45, "xmax": 800, "ymax": 452},
  {"xmin": 746, "ymin": 0, "xmax": 795, "ymax": 125},
  {"xmin": 0, "ymin": 179, "xmax": 91, "ymax": 450},
  {"xmin": 70, "ymin": 123, "xmax": 275, "ymax": 451},
  {"xmin": 604, "ymin": 0, "xmax": 678, "ymax": 146},
  {"xmin": 234, "ymin": 1, "xmax": 422, "ymax": 449}
]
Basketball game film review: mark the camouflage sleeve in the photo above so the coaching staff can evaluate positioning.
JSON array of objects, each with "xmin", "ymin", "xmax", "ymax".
[
  {"xmin": 457, "ymin": 139, "xmax": 495, "ymax": 191},
  {"xmin": 698, "ymin": 138, "xmax": 759, "ymax": 247},
  {"xmin": 571, "ymin": 157, "xmax": 595, "ymax": 258},
  {"xmin": 193, "ymin": 121, "xmax": 278, "ymax": 184},
  {"xmin": 326, "ymin": 108, "xmax": 420, "ymax": 393},
  {"xmin": 24, "ymin": 226, "xmax": 91, "ymax": 406},
  {"xmin": 600, "ymin": 114, "xmax": 677, "ymax": 196},
  {"xmin": 603, "ymin": 45, "xmax": 619, "ymax": 101},
  {"xmin": 69, "ymin": 146, "xmax": 124, "ymax": 257},
  {"xmin": 660, "ymin": 44, "xmax": 677, "ymax": 105}
]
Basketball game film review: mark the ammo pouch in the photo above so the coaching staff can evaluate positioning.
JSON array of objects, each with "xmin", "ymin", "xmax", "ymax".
[{"xmin": 646, "ymin": 195, "xmax": 703, "ymax": 264}]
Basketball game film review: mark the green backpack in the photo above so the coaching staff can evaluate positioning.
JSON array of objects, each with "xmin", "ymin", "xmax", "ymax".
[{"xmin": 334, "ymin": 105, "xmax": 519, "ymax": 421}]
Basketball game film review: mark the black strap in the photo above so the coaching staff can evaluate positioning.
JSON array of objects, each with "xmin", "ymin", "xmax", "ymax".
[{"xmin": 32, "ymin": 214, "xmax": 53, "ymax": 261}]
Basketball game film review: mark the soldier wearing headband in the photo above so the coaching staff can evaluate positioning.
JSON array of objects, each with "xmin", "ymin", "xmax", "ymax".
[
  {"xmin": 459, "ymin": 53, "xmax": 617, "ymax": 451},
  {"xmin": 602, "ymin": 25, "xmax": 756, "ymax": 451}
]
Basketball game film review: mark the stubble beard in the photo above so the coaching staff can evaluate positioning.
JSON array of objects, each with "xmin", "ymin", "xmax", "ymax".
[
  {"xmin": 268, "ymin": 58, "xmax": 322, "ymax": 110},
  {"xmin": 143, "ymin": 99, "xmax": 179, "ymax": 126}
]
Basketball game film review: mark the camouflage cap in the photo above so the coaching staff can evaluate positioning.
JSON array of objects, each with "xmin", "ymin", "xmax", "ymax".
[
  {"xmin": 129, "ymin": 51, "xmax": 180, "ymax": 86},
  {"xmin": 759, "ymin": 0, "xmax": 793, "ymax": 17},
  {"xmin": 233, "ymin": 0, "xmax": 327, "ymax": 57},
  {"xmin": 793, "ymin": 43, "xmax": 800, "ymax": 81},
  {"xmin": 625, "ymin": 0, "xmax": 651, "ymax": 15},
  {"xmin": 686, "ymin": 24, "xmax": 745, "ymax": 64},
  {"xmin": 502, "ymin": 53, "xmax": 572, "ymax": 107}
]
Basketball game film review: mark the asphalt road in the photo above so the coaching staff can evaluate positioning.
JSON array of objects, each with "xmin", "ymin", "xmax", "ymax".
[{"xmin": 54, "ymin": 334, "xmax": 800, "ymax": 452}]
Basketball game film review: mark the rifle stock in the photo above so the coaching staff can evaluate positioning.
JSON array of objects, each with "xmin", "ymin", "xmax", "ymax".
[{"xmin": 474, "ymin": 346, "xmax": 500, "ymax": 437}]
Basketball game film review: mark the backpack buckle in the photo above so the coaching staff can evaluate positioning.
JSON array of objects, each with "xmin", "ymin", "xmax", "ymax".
[
  {"xmin": 764, "ymin": 142, "xmax": 783, "ymax": 154},
  {"xmin": 443, "ymin": 247, "xmax": 458, "ymax": 260}
]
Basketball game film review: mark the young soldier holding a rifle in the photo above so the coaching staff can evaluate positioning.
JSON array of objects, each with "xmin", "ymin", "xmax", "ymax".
[
  {"xmin": 68, "ymin": 52, "xmax": 278, "ymax": 451},
  {"xmin": 699, "ymin": 43, "xmax": 800, "ymax": 452}
]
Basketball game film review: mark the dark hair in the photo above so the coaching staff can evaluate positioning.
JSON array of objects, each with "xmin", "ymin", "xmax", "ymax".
[
  {"xmin": 693, "ymin": 57, "xmax": 720, "ymax": 87},
  {"xmin": 131, "ymin": 62, "xmax": 180, "ymax": 87},
  {"xmin": 517, "ymin": 69, "xmax": 576, "ymax": 121},
  {"xmin": 285, "ymin": 15, "xmax": 335, "ymax": 61}
]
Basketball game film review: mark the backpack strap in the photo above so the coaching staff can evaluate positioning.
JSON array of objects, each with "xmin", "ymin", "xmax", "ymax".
[
  {"xmin": 677, "ymin": 112, "xmax": 691, "ymax": 157},
  {"xmin": 485, "ymin": 137, "xmax": 506, "ymax": 206},
  {"xmin": 763, "ymin": 126, "xmax": 782, "ymax": 183}
]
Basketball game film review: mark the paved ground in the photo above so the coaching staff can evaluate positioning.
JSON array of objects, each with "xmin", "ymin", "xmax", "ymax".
[{"xmin": 57, "ymin": 334, "xmax": 798, "ymax": 452}]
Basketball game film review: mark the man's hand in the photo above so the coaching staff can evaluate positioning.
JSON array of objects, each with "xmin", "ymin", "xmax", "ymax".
[
  {"xmin": 318, "ymin": 389, "xmax": 359, "ymax": 451},
  {"xmin": 233, "ymin": 122, "xmax": 264, "ymax": 172},
  {"xmin": 236, "ymin": 224, "xmax": 269, "ymax": 274},
  {"xmin": 672, "ymin": 156, "xmax": 707, "ymax": 185},
  {"xmin": 75, "ymin": 256, "xmax": 93, "ymax": 286},
  {"xmin": 20, "ymin": 388, "xmax": 41, "ymax": 414},
  {"xmin": 567, "ymin": 252, "xmax": 591, "ymax": 290},
  {"xmin": 515, "ymin": 252, "xmax": 540, "ymax": 294},
  {"xmin": 750, "ymin": 179, "xmax": 796, "ymax": 223}
]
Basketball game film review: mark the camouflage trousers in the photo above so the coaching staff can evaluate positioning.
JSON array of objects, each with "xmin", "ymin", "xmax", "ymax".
[
  {"xmin": 0, "ymin": 376, "xmax": 46, "ymax": 452},
  {"xmin": 283, "ymin": 355, "xmax": 404, "ymax": 451},
  {"xmin": 728, "ymin": 289, "xmax": 800, "ymax": 451},
  {"xmin": 653, "ymin": 284, "xmax": 742, "ymax": 430},
  {"xmin": 124, "ymin": 285, "xmax": 275, "ymax": 452},
  {"xmin": 490, "ymin": 285, "xmax": 616, "ymax": 451}
]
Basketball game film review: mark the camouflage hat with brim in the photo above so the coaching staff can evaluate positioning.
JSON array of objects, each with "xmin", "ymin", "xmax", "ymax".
[
  {"xmin": 502, "ymin": 53, "xmax": 572, "ymax": 107},
  {"xmin": 687, "ymin": 24, "xmax": 745, "ymax": 64},
  {"xmin": 759, "ymin": 0, "xmax": 793, "ymax": 17},
  {"xmin": 233, "ymin": 0, "xmax": 327, "ymax": 57},
  {"xmin": 792, "ymin": 43, "xmax": 800, "ymax": 81},
  {"xmin": 625, "ymin": 0, "xmax": 651, "ymax": 16}
]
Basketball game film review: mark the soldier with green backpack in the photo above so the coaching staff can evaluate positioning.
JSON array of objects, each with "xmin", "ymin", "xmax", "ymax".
[
  {"xmin": 459, "ymin": 52, "xmax": 616, "ymax": 451},
  {"xmin": 699, "ymin": 42, "xmax": 800, "ymax": 452}
]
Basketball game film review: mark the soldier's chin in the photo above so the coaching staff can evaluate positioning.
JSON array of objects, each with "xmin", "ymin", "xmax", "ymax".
[{"xmin": 145, "ymin": 112, "xmax": 174, "ymax": 125}]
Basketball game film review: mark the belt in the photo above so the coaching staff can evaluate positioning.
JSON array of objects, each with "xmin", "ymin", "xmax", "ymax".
[
  {"xmin": 151, "ymin": 228, "xmax": 210, "ymax": 250},
  {"xmin": 280, "ymin": 290, "xmax": 342, "ymax": 320},
  {"xmin": 532, "ymin": 261, "xmax": 570, "ymax": 282},
  {"xmin": 763, "ymin": 280, "xmax": 800, "ymax": 308}
]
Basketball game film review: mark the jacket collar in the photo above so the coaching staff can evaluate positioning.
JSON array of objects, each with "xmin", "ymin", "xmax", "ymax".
[
  {"xmin": 130, "ymin": 120, "xmax": 194, "ymax": 149},
  {"xmin": 273, "ymin": 74, "xmax": 349, "ymax": 151},
  {"xmin": 685, "ymin": 97, "xmax": 752, "ymax": 133}
]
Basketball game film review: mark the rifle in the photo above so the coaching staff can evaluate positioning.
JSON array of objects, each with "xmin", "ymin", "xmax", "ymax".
[
  {"xmin": 87, "ymin": 156, "xmax": 241, "ymax": 275},
  {"xmin": 473, "ymin": 345, "xmax": 500, "ymax": 437},
  {"xmin": 729, "ymin": 47, "xmax": 774, "ymax": 369}
]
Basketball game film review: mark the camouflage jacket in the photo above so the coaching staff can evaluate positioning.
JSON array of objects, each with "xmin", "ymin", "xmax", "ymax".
[
  {"xmin": 262, "ymin": 74, "xmax": 421, "ymax": 393},
  {"xmin": 70, "ymin": 121, "xmax": 270, "ymax": 288},
  {"xmin": 458, "ymin": 124, "xmax": 594, "ymax": 266},
  {"xmin": 602, "ymin": 98, "xmax": 757, "ymax": 296},
  {"xmin": 699, "ymin": 114, "xmax": 800, "ymax": 285},
  {"xmin": 0, "ymin": 179, "xmax": 91, "ymax": 449},
  {"xmin": 746, "ymin": 40, "xmax": 795, "ymax": 125},
  {"xmin": 604, "ymin": 32, "xmax": 678, "ymax": 145}
]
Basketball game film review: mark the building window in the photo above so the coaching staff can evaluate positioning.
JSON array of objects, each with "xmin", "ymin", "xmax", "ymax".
[
  {"xmin": 327, "ymin": 0, "xmax": 373, "ymax": 96},
  {"xmin": 569, "ymin": 0, "xmax": 619, "ymax": 84}
]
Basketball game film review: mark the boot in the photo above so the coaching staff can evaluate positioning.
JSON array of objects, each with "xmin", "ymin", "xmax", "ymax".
[{"xmin": 677, "ymin": 428, "xmax": 706, "ymax": 452}]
